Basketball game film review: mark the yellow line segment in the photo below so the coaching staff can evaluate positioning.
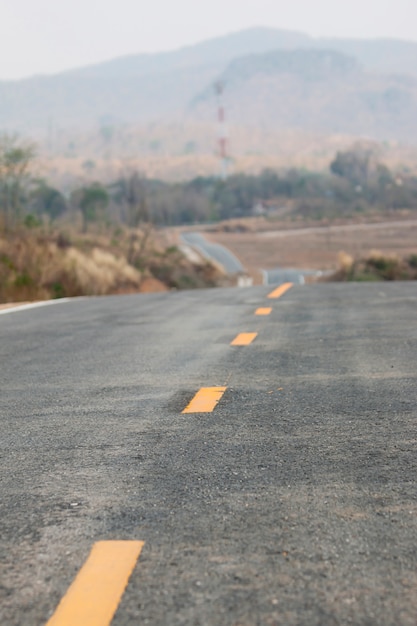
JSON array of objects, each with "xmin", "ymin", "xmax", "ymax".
[
  {"xmin": 255, "ymin": 307, "xmax": 272, "ymax": 316},
  {"xmin": 45, "ymin": 541, "xmax": 144, "ymax": 626},
  {"xmin": 267, "ymin": 282, "xmax": 293, "ymax": 299},
  {"xmin": 182, "ymin": 387, "xmax": 227, "ymax": 413},
  {"xmin": 231, "ymin": 332, "xmax": 258, "ymax": 346}
]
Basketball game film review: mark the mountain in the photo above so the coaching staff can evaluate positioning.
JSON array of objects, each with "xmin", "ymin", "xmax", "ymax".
[
  {"xmin": 1, "ymin": 27, "xmax": 417, "ymax": 144},
  {"xmin": 69, "ymin": 27, "xmax": 310, "ymax": 79},
  {"xmin": 207, "ymin": 48, "xmax": 360, "ymax": 86},
  {"xmin": 317, "ymin": 38, "xmax": 417, "ymax": 77},
  {"xmin": 193, "ymin": 49, "xmax": 417, "ymax": 142},
  {"xmin": 0, "ymin": 28, "xmax": 311, "ymax": 133}
]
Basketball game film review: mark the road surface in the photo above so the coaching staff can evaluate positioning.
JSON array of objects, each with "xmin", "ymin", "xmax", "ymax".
[
  {"xmin": 181, "ymin": 232, "xmax": 245, "ymax": 274},
  {"xmin": 262, "ymin": 268, "xmax": 326, "ymax": 286},
  {"xmin": 1, "ymin": 283, "xmax": 416, "ymax": 625},
  {"xmin": 259, "ymin": 218, "xmax": 417, "ymax": 239}
]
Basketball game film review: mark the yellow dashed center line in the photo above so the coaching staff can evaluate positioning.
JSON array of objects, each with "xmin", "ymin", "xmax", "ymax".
[
  {"xmin": 45, "ymin": 541, "xmax": 144, "ymax": 626},
  {"xmin": 255, "ymin": 307, "xmax": 272, "ymax": 316},
  {"xmin": 231, "ymin": 332, "xmax": 258, "ymax": 346},
  {"xmin": 267, "ymin": 282, "xmax": 293, "ymax": 299},
  {"xmin": 182, "ymin": 387, "xmax": 227, "ymax": 413}
]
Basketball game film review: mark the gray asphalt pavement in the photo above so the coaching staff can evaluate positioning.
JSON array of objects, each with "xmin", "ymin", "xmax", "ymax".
[
  {"xmin": 263, "ymin": 269, "xmax": 330, "ymax": 286},
  {"xmin": 181, "ymin": 232, "xmax": 245, "ymax": 274},
  {"xmin": 263, "ymin": 268, "xmax": 306, "ymax": 285},
  {"xmin": 263, "ymin": 268, "xmax": 324, "ymax": 286},
  {"xmin": 1, "ymin": 283, "xmax": 416, "ymax": 625}
]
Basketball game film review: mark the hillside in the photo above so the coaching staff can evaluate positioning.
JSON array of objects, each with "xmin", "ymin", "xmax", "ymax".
[
  {"xmin": 193, "ymin": 49, "xmax": 417, "ymax": 142},
  {"xmin": 69, "ymin": 27, "xmax": 310, "ymax": 79},
  {"xmin": 3, "ymin": 26, "xmax": 417, "ymax": 182},
  {"xmin": 1, "ymin": 27, "xmax": 417, "ymax": 135},
  {"xmin": 0, "ymin": 28, "xmax": 310, "ymax": 133}
]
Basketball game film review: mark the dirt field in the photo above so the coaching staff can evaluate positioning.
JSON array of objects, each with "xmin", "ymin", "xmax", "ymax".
[{"xmin": 204, "ymin": 216, "xmax": 417, "ymax": 281}]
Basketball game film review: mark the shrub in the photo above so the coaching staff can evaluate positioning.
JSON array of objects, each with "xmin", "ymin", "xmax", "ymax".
[
  {"xmin": 409, "ymin": 254, "xmax": 417, "ymax": 269},
  {"xmin": 326, "ymin": 250, "xmax": 417, "ymax": 282}
]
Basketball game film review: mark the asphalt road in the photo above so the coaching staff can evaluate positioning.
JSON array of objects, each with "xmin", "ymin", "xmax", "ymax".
[
  {"xmin": 259, "ymin": 218, "xmax": 417, "ymax": 240},
  {"xmin": 181, "ymin": 232, "xmax": 245, "ymax": 274},
  {"xmin": 262, "ymin": 268, "xmax": 328, "ymax": 286},
  {"xmin": 1, "ymin": 283, "xmax": 416, "ymax": 625}
]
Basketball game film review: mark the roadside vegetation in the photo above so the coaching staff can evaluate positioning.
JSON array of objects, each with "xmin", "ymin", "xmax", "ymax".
[
  {"xmin": 0, "ymin": 228, "xmax": 225, "ymax": 303},
  {"xmin": 3, "ymin": 136, "xmax": 417, "ymax": 230},
  {"xmin": 0, "ymin": 134, "xmax": 224, "ymax": 304},
  {"xmin": 326, "ymin": 251, "xmax": 417, "ymax": 282},
  {"xmin": 1, "ymin": 133, "xmax": 416, "ymax": 303},
  {"xmin": 104, "ymin": 144, "xmax": 417, "ymax": 225}
]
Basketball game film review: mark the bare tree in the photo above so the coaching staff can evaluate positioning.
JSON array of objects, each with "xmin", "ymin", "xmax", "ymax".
[
  {"xmin": 122, "ymin": 170, "xmax": 150, "ymax": 228},
  {"xmin": 0, "ymin": 134, "xmax": 36, "ymax": 231},
  {"xmin": 114, "ymin": 169, "xmax": 153, "ymax": 265},
  {"xmin": 71, "ymin": 183, "xmax": 109, "ymax": 233}
]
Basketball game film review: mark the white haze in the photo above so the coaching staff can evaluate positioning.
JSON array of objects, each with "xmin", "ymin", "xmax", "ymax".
[{"xmin": 0, "ymin": 0, "xmax": 416, "ymax": 79}]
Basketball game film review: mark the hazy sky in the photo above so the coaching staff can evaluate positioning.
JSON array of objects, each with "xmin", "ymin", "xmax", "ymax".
[{"xmin": 0, "ymin": 0, "xmax": 416, "ymax": 80}]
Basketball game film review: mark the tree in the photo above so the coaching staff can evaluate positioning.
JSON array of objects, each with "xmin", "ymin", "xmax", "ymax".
[
  {"xmin": 72, "ymin": 184, "xmax": 109, "ymax": 232},
  {"xmin": 29, "ymin": 180, "xmax": 68, "ymax": 221},
  {"xmin": 0, "ymin": 134, "xmax": 36, "ymax": 230},
  {"xmin": 330, "ymin": 147, "xmax": 375, "ymax": 186},
  {"xmin": 124, "ymin": 172, "xmax": 150, "ymax": 228}
]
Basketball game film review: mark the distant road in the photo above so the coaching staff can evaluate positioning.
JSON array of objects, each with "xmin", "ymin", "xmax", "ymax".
[
  {"xmin": 262, "ymin": 267, "xmax": 324, "ymax": 285},
  {"xmin": 181, "ymin": 232, "xmax": 245, "ymax": 274},
  {"xmin": 1, "ymin": 283, "xmax": 416, "ymax": 625},
  {"xmin": 260, "ymin": 218, "xmax": 417, "ymax": 239}
]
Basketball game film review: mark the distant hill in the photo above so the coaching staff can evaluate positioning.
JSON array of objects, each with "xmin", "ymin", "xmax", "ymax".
[
  {"xmin": 0, "ymin": 65, "xmax": 217, "ymax": 131},
  {"xmin": 69, "ymin": 27, "xmax": 310, "ymax": 78},
  {"xmin": 2, "ymin": 26, "xmax": 417, "ymax": 145},
  {"xmin": 317, "ymin": 38, "xmax": 417, "ymax": 77},
  {"xmin": 208, "ymin": 48, "xmax": 360, "ymax": 86},
  {"xmin": 193, "ymin": 49, "xmax": 417, "ymax": 141},
  {"xmin": 0, "ymin": 28, "xmax": 311, "ymax": 133}
]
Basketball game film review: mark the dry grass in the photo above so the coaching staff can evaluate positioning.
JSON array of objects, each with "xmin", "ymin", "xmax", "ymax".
[
  {"xmin": 204, "ymin": 215, "xmax": 417, "ymax": 280},
  {"xmin": 326, "ymin": 250, "xmax": 417, "ymax": 282},
  {"xmin": 0, "ymin": 233, "xmax": 142, "ymax": 302},
  {"xmin": 0, "ymin": 227, "xmax": 224, "ymax": 304},
  {"xmin": 337, "ymin": 251, "xmax": 354, "ymax": 273},
  {"xmin": 37, "ymin": 127, "xmax": 417, "ymax": 185}
]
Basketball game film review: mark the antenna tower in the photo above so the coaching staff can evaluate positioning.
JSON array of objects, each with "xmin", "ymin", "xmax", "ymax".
[{"xmin": 214, "ymin": 81, "xmax": 228, "ymax": 179}]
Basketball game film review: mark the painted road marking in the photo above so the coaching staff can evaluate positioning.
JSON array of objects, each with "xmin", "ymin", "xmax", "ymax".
[
  {"xmin": 0, "ymin": 299, "xmax": 70, "ymax": 316},
  {"xmin": 45, "ymin": 540, "xmax": 144, "ymax": 626},
  {"xmin": 255, "ymin": 307, "xmax": 272, "ymax": 316},
  {"xmin": 267, "ymin": 282, "xmax": 293, "ymax": 299},
  {"xmin": 182, "ymin": 387, "xmax": 227, "ymax": 413},
  {"xmin": 231, "ymin": 332, "xmax": 258, "ymax": 346}
]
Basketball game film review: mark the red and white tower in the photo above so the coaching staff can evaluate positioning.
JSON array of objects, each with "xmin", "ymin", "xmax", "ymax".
[{"xmin": 214, "ymin": 81, "xmax": 229, "ymax": 179}]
